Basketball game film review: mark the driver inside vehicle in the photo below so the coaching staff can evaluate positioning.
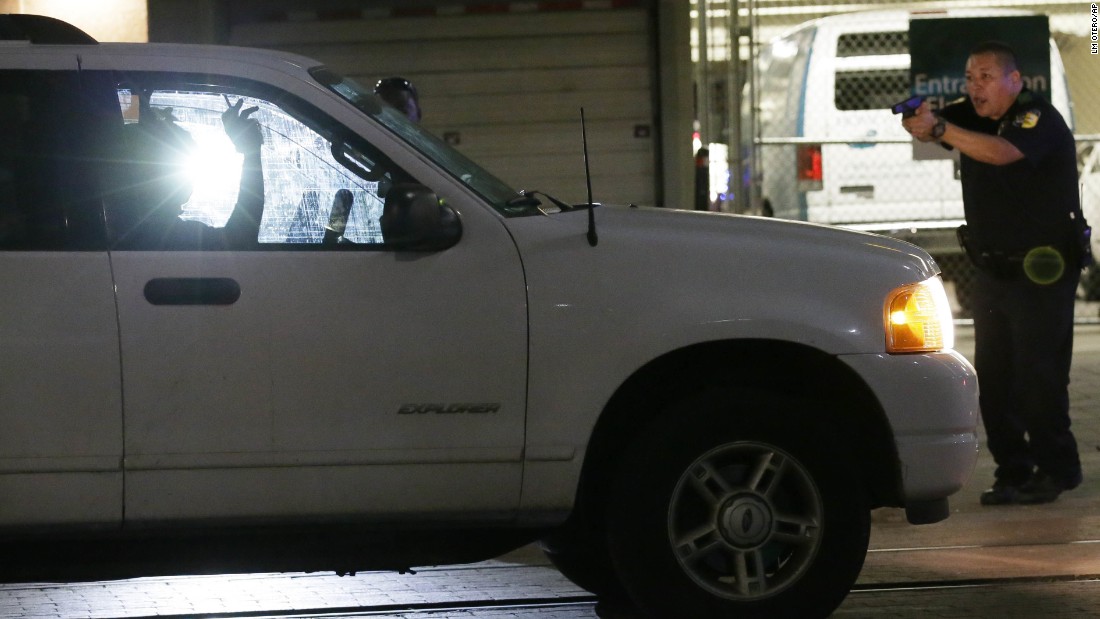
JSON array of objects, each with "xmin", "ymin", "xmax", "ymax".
[{"xmin": 107, "ymin": 95, "xmax": 265, "ymax": 250}]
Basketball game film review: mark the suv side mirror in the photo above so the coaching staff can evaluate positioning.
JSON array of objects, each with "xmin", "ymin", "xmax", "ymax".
[{"xmin": 380, "ymin": 183, "xmax": 462, "ymax": 251}]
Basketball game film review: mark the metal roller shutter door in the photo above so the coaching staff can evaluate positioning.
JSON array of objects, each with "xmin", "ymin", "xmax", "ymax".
[{"xmin": 230, "ymin": 4, "xmax": 658, "ymax": 206}]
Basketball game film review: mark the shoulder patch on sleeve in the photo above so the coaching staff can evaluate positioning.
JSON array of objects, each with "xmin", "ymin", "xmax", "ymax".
[{"xmin": 1016, "ymin": 109, "xmax": 1041, "ymax": 129}]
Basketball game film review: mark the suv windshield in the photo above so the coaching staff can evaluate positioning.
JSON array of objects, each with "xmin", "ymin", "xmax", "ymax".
[{"xmin": 310, "ymin": 67, "xmax": 538, "ymax": 217}]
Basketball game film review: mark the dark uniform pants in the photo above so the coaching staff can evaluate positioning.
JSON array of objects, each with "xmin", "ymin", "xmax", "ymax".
[{"xmin": 971, "ymin": 269, "xmax": 1082, "ymax": 484}]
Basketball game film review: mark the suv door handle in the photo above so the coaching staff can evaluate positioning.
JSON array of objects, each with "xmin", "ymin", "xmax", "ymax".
[{"xmin": 143, "ymin": 278, "xmax": 241, "ymax": 306}]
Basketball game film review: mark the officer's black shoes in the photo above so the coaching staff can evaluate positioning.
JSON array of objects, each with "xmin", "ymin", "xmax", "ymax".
[
  {"xmin": 979, "ymin": 478, "xmax": 1024, "ymax": 505},
  {"xmin": 1015, "ymin": 470, "xmax": 1084, "ymax": 505},
  {"xmin": 981, "ymin": 470, "xmax": 1083, "ymax": 506}
]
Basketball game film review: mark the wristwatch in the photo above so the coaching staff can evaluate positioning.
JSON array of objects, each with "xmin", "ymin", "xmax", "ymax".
[{"xmin": 931, "ymin": 117, "xmax": 947, "ymax": 139}]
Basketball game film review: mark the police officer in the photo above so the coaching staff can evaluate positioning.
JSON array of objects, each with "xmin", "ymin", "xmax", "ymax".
[{"xmin": 903, "ymin": 41, "xmax": 1085, "ymax": 505}]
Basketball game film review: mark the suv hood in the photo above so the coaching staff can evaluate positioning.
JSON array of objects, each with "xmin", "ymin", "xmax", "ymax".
[{"xmin": 505, "ymin": 205, "xmax": 942, "ymax": 356}]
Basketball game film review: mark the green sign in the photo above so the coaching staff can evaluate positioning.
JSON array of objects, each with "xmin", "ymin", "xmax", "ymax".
[{"xmin": 909, "ymin": 15, "xmax": 1050, "ymax": 112}]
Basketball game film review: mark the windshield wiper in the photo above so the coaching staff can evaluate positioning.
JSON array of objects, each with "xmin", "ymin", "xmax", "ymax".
[{"xmin": 506, "ymin": 189, "xmax": 576, "ymax": 213}]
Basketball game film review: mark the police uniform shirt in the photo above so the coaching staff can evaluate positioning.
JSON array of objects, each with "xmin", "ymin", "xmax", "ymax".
[{"xmin": 938, "ymin": 89, "xmax": 1079, "ymax": 254}]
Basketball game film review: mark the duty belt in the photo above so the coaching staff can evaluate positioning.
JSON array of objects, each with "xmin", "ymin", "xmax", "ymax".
[{"xmin": 956, "ymin": 225, "xmax": 1072, "ymax": 283}]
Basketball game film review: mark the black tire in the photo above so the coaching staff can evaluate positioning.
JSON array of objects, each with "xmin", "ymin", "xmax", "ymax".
[
  {"xmin": 606, "ymin": 389, "xmax": 870, "ymax": 619},
  {"xmin": 540, "ymin": 512, "xmax": 624, "ymax": 597},
  {"xmin": 540, "ymin": 534, "xmax": 623, "ymax": 598}
]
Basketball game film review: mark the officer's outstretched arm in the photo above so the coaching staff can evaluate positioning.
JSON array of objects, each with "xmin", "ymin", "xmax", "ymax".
[{"xmin": 939, "ymin": 122, "xmax": 1024, "ymax": 166}]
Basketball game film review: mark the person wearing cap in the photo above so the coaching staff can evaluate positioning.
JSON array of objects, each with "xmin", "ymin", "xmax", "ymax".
[{"xmin": 374, "ymin": 77, "xmax": 421, "ymax": 123}]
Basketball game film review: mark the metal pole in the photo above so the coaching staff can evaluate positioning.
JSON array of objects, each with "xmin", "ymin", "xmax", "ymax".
[
  {"xmin": 747, "ymin": 0, "xmax": 763, "ymax": 215},
  {"xmin": 695, "ymin": 0, "xmax": 710, "ymax": 145},
  {"xmin": 727, "ymin": 0, "xmax": 743, "ymax": 213}
]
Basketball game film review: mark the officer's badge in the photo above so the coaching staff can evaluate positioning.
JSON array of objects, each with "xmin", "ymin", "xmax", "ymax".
[{"xmin": 1018, "ymin": 109, "xmax": 1041, "ymax": 129}]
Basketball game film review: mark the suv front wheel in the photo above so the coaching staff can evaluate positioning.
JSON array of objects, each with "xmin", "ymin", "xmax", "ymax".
[{"xmin": 606, "ymin": 390, "xmax": 871, "ymax": 618}]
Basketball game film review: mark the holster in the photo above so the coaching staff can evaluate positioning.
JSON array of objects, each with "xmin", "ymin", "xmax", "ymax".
[{"xmin": 956, "ymin": 225, "xmax": 1025, "ymax": 280}]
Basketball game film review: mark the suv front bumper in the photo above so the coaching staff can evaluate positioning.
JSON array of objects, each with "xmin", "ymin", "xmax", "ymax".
[{"xmin": 841, "ymin": 349, "xmax": 980, "ymax": 522}]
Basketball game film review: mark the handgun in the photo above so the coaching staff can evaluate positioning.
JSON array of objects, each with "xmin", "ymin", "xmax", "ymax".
[{"xmin": 890, "ymin": 95, "xmax": 924, "ymax": 119}]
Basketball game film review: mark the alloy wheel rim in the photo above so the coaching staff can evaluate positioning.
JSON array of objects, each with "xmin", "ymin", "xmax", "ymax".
[{"xmin": 667, "ymin": 441, "xmax": 824, "ymax": 600}]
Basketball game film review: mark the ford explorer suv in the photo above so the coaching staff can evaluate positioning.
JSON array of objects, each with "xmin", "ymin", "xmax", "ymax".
[{"xmin": 0, "ymin": 14, "xmax": 978, "ymax": 619}]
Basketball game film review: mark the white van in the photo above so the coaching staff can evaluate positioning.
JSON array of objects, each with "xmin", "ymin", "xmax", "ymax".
[
  {"xmin": 1079, "ymin": 144, "xmax": 1100, "ymax": 297},
  {"xmin": 748, "ymin": 9, "xmax": 1073, "ymax": 259}
]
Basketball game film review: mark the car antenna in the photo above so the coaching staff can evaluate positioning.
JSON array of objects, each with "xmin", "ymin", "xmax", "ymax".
[{"xmin": 581, "ymin": 108, "xmax": 598, "ymax": 247}]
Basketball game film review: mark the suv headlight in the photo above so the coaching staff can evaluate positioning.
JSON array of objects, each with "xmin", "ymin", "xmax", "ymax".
[{"xmin": 884, "ymin": 277, "xmax": 955, "ymax": 353}]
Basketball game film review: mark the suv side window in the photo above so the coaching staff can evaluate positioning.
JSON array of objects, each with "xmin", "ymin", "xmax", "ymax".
[
  {"xmin": 97, "ymin": 72, "xmax": 413, "ymax": 250},
  {"xmin": 0, "ymin": 70, "xmax": 106, "ymax": 250}
]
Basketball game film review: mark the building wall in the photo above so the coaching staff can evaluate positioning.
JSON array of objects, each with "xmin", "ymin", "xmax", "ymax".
[{"xmin": 0, "ymin": 0, "xmax": 147, "ymax": 41}]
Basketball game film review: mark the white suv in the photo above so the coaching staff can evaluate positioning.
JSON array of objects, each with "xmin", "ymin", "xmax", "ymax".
[{"xmin": 0, "ymin": 14, "xmax": 977, "ymax": 619}]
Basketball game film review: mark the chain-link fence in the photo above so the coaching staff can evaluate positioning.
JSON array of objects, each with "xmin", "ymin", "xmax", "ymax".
[{"xmin": 694, "ymin": 0, "xmax": 1100, "ymax": 321}]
